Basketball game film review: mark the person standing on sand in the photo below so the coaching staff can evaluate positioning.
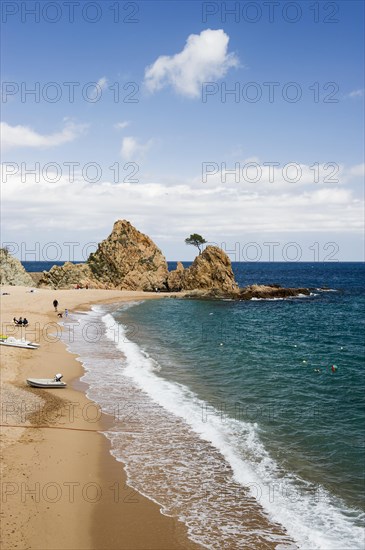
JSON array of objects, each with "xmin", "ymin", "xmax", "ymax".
[{"xmin": 53, "ymin": 299, "xmax": 59, "ymax": 312}]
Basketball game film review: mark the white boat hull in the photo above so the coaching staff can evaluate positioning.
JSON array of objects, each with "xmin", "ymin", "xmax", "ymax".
[
  {"xmin": 0, "ymin": 337, "xmax": 39, "ymax": 349},
  {"xmin": 26, "ymin": 378, "xmax": 67, "ymax": 388}
]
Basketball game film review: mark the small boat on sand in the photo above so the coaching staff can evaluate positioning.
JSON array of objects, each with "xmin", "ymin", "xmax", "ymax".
[
  {"xmin": 0, "ymin": 336, "xmax": 40, "ymax": 349},
  {"xmin": 26, "ymin": 374, "xmax": 66, "ymax": 388}
]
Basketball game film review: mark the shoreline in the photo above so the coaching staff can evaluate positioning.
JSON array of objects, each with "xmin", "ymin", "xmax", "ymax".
[{"xmin": 0, "ymin": 286, "xmax": 199, "ymax": 549}]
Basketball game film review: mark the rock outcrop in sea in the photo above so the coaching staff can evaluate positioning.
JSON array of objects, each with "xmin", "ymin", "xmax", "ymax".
[
  {"xmin": 183, "ymin": 284, "xmax": 310, "ymax": 300},
  {"xmin": 0, "ymin": 248, "xmax": 34, "ymax": 286},
  {"xmin": 167, "ymin": 246, "xmax": 238, "ymax": 292},
  {"xmin": 239, "ymin": 284, "xmax": 310, "ymax": 300}
]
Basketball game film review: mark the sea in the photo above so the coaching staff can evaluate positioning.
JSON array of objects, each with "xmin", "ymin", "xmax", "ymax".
[{"xmin": 23, "ymin": 261, "xmax": 365, "ymax": 549}]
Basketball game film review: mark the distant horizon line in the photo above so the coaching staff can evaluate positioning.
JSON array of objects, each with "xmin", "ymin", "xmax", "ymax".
[{"xmin": 21, "ymin": 260, "xmax": 365, "ymax": 264}]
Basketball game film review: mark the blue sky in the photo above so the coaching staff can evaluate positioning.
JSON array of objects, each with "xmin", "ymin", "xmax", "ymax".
[{"xmin": 1, "ymin": 0, "xmax": 364, "ymax": 261}]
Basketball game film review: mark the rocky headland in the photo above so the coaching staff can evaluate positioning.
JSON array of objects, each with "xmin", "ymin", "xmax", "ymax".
[
  {"xmin": 0, "ymin": 248, "xmax": 35, "ymax": 286},
  {"xmin": 1, "ymin": 220, "xmax": 311, "ymax": 300}
]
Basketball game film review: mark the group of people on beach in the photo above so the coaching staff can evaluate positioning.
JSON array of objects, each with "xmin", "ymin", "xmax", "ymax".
[
  {"xmin": 13, "ymin": 317, "xmax": 29, "ymax": 326},
  {"xmin": 11, "ymin": 299, "xmax": 69, "ymax": 326}
]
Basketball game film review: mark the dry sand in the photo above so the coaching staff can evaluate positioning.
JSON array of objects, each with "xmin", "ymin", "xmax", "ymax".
[{"xmin": 0, "ymin": 285, "xmax": 199, "ymax": 549}]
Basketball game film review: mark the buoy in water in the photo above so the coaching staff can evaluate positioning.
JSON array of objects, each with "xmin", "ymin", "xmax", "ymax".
[{"xmin": 331, "ymin": 364, "xmax": 338, "ymax": 373}]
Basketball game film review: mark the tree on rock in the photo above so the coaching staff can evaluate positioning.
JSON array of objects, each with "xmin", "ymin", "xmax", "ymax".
[{"xmin": 185, "ymin": 234, "xmax": 207, "ymax": 255}]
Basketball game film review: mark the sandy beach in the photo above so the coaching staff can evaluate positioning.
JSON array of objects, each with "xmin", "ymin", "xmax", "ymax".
[{"xmin": 0, "ymin": 285, "xmax": 199, "ymax": 550}]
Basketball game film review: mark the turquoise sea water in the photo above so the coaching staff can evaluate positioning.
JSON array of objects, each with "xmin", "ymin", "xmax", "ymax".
[{"xmin": 63, "ymin": 262, "xmax": 364, "ymax": 549}]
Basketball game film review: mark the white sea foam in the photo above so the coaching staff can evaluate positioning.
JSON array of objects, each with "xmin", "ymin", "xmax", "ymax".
[
  {"xmin": 250, "ymin": 294, "xmax": 315, "ymax": 301},
  {"xmin": 251, "ymin": 297, "xmax": 285, "ymax": 301},
  {"xmin": 66, "ymin": 305, "xmax": 365, "ymax": 550},
  {"xmin": 316, "ymin": 288, "xmax": 338, "ymax": 292}
]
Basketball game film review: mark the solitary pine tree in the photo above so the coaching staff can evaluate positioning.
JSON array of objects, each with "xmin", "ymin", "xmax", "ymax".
[{"xmin": 185, "ymin": 234, "xmax": 207, "ymax": 255}]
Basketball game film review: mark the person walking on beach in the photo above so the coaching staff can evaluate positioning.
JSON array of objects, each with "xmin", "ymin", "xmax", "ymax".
[{"xmin": 53, "ymin": 299, "xmax": 59, "ymax": 312}]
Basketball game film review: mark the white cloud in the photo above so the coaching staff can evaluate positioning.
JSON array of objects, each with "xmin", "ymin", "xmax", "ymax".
[
  {"xmin": 114, "ymin": 121, "xmax": 130, "ymax": 129},
  {"xmin": 1, "ymin": 162, "xmax": 363, "ymax": 240},
  {"xmin": 348, "ymin": 89, "xmax": 364, "ymax": 98},
  {"xmin": 97, "ymin": 77, "xmax": 108, "ymax": 90},
  {"xmin": 144, "ymin": 29, "xmax": 239, "ymax": 98},
  {"xmin": 120, "ymin": 136, "xmax": 153, "ymax": 161},
  {"xmin": 194, "ymin": 159, "xmax": 365, "ymax": 191},
  {"xmin": 347, "ymin": 163, "xmax": 365, "ymax": 177},
  {"xmin": 1, "ymin": 120, "xmax": 87, "ymax": 151}
]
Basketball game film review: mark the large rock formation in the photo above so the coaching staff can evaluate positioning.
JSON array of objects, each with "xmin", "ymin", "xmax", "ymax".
[
  {"xmin": 0, "ymin": 248, "xmax": 34, "ymax": 286},
  {"xmin": 37, "ymin": 262, "xmax": 101, "ymax": 290},
  {"xmin": 36, "ymin": 225, "xmax": 239, "ymax": 292},
  {"xmin": 87, "ymin": 220, "xmax": 169, "ymax": 291},
  {"xmin": 167, "ymin": 246, "xmax": 238, "ymax": 292}
]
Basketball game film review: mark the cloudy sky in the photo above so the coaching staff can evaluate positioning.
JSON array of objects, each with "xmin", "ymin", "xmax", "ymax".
[{"xmin": 1, "ymin": 0, "xmax": 364, "ymax": 261}]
